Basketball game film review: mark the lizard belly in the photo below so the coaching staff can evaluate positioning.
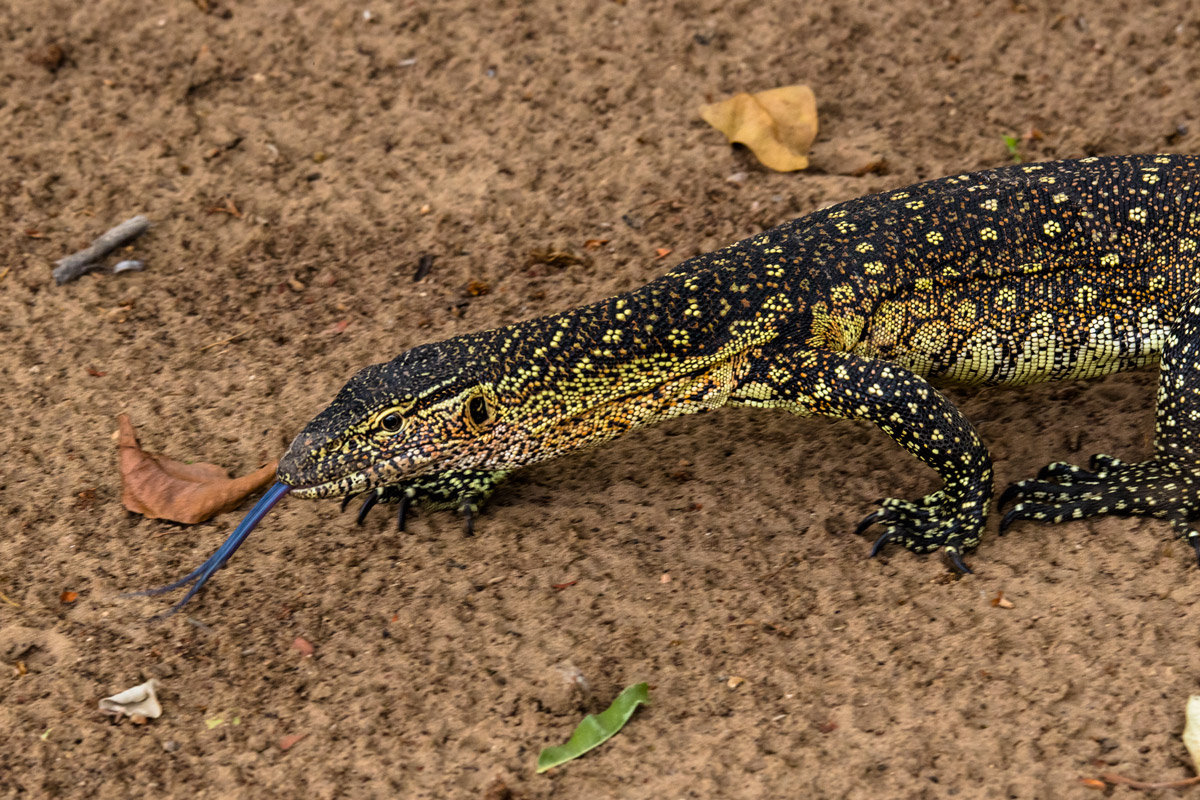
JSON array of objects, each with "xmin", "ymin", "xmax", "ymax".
[{"xmin": 855, "ymin": 269, "xmax": 1184, "ymax": 387}]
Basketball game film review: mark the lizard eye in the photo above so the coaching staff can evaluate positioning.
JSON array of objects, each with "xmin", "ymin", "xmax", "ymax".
[
  {"xmin": 466, "ymin": 394, "xmax": 493, "ymax": 429},
  {"xmin": 379, "ymin": 412, "xmax": 403, "ymax": 432}
]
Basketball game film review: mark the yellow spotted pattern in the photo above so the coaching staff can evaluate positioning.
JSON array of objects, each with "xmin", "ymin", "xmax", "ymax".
[{"xmin": 278, "ymin": 154, "xmax": 1200, "ymax": 567}]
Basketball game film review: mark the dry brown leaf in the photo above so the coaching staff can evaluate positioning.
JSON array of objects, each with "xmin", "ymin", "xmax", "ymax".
[
  {"xmin": 699, "ymin": 85, "xmax": 818, "ymax": 172},
  {"xmin": 60, "ymin": 590, "xmax": 78, "ymax": 604},
  {"xmin": 278, "ymin": 732, "xmax": 308, "ymax": 751},
  {"xmin": 117, "ymin": 414, "xmax": 277, "ymax": 525},
  {"xmin": 291, "ymin": 636, "xmax": 315, "ymax": 657}
]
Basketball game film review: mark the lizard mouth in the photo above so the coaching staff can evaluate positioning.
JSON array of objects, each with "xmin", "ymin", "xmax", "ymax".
[
  {"xmin": 276, "ymin": 435, "xmax": 377, "ymax": 499},
  {"xmin": 281, "ymin": 471, "xmax": 371, "ymax": 500}
]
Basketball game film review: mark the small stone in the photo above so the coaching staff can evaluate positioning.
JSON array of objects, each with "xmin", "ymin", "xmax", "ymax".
[{"xmin": 26, "ymin": 43, "xmax": 66, "ymax": 72}]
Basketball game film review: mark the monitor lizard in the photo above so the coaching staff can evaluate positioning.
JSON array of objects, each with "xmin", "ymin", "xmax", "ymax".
[{"xmin": 141, "ymin": 153, "xmax": 1200, "ymax": 613}]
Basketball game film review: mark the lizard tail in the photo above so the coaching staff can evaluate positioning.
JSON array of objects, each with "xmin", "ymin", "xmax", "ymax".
[{"xmin": 125, "ymin": 482, "xmax": 291, "ymax": 618}]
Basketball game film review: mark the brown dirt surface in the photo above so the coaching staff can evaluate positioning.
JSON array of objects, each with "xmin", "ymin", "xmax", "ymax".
[{"xmin": 3, "ymin": 1, "xmax": 1200, "ymax": 798}]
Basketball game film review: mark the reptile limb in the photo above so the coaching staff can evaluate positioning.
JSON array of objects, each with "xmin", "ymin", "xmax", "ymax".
[
  {"xmin": 1000, "ymin": 292, "xmax": 1200, "ymax": 562},
  {"xmin": 730, "ymin": 346, "xmax": 992, "ymax": 570},
  {"xmin": 344, "ymin": 469, "xmax": 509, "ymax": 535}
]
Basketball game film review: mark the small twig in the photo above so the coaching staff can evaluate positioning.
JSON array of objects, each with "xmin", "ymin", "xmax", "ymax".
[
  {"xmin": 53, "ymin": 215, "xmax": 152, "ymax": 285},
  {"xmin": 197, "ymin": 328, "xmax": 252, "ymax": 352},
  {"xmin": 0, "ymin": 588, "xmax": 20, "ymax": 607},
  {"xmin": 0, "ymin": 267, "xmax": 10, "ymax": 283},
  {"xmin": 207, "ymin": 197, "xmax": 242, "ymax": 218},
  {"xmin": 1098, "ymin": 772, "xmax": 1200, "ymax": 790},
  {"xmin": 413, "ymin": 253, "xmax": 435, "ymax": 282}
]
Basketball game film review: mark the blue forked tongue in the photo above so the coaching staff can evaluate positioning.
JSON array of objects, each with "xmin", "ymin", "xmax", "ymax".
[{"xmin": 128, "ymin": 482, "xmax": 291, "ymax": 619}]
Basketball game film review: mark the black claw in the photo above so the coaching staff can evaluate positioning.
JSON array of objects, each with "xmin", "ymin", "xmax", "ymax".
[
  {"xmin": 356, "ymin": 492, "xmax": 379, "ymax": 526},
  {"xmin": 397, "ymin": 494, "xmax": 411, "ymax": 532},
  {"xmin": 998, "ymin": 506, "xmax": 1025, "ymax": 535},
  {"xmin": 997, "ymin": 483, "xmax": 1023, "ymax": 510},
  {"xmin": 869, "ymin": 529, "xmax": 897, "ymax": 558},
  {"xmin": 854, "ymin": 509, "xmax": 892, "ymax": 538},
  {"xmin": 461, "ymin": 504, "xmax": 475, "ymax": 537},
  {"xmin": 1191, "ymin": 536, "xmax": 1200, "ymax": 568},
  {"xmin": 340, "ymin": 493, "xmax": 358, "ymax": 514},
  {"xmin": 946, "ymin": 549, "xmax": 973, "ymax": 575}
]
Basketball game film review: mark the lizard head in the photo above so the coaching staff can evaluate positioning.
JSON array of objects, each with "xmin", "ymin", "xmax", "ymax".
[
  {"xmin": 277, "ymin": 336, "xmax": 507, "ymax": 499},
  {"xmin": 143, "ymin": 336, "xmax": 511, "ymax": 616}
]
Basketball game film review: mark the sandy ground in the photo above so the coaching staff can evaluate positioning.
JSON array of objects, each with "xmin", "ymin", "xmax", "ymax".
[{"xmin": 3, "ymin": 1, "xmax": 1200, "ymax": 797}]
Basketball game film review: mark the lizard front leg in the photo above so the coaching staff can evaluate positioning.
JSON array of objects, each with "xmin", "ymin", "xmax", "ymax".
[
  {"xmin": 732, "ymin": 346, "xmax": 993, "ymax": 572},
  {"xmin": 344, "ymin": 469, "xmax": 510, "ymax": 535}
]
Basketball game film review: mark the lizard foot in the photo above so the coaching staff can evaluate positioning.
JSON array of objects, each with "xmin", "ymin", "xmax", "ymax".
[
  {"xmin": 342, "ymin": 469, "xmax": 508, "ymax": 537},
  {"xmin": 998, "ymin": 454, "xmax": 1200, "ymax": 563},
  {"xmin": 855, "ymin": 487, "xmax": 985, "ymax": 574}
]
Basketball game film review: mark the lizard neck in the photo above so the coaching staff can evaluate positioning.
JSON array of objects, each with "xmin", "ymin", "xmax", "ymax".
[{"xmin": 467, "ymin": 266, "xmax": 784, "ymax": 470}]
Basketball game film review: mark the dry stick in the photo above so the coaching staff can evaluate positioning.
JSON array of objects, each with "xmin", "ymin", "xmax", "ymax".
[
  {"xmin": 197, "ymin": 328, "xmax": 252, "ymax": 352},
  {"xmin": 0, "ymin": 588, "xmax": 20, "ymax": 608},
  {"xmin": 1100, "ymin": 772, "xmax": 1200, "ymax": 790},
  {"xmin": 53, "ymin": 215, "xmax": 152, "ymax": 285}
]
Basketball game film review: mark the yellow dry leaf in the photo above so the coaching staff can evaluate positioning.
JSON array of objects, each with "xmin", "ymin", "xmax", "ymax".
[{"xmin": 699, "ymin": 85, "xmax": 818, "ymax": 172}]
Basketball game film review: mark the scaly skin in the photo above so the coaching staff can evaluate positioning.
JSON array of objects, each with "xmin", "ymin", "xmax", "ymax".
[{"xmin": 277, "ymin": 153, "xmax": 1200, "ymax": 570}]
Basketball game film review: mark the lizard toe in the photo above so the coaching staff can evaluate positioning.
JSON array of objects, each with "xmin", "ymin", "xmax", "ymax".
[
  {"xmin": 855, "ymin": 509, "xmax": 894, "ymax": 537},
  {"xmin": 355, "ymin": 491, "xmax": 380, "ymax": 525},
  {"xmin": 1087, "ymin": 453, "xmax": 1126, "ymax": 475},
  {"xmin": 945, "ymin": 548, "xmax": 973, "ymax": 575},
  {"xmin": 1036, "ymin": 461, "xmax": 1088, "ymax": 482},
  {"xmin": 869, "ymin": 528, "xmax": 900, "ymax": 557},
  {"xmin": 998, "ymin": 501, "xmax": 1082, "ymax": 532}
]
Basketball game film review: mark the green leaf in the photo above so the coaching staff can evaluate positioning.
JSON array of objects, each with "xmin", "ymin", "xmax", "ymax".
[
  {"xmin": 536, "ymin": 682, "xmax": 650, "ymax": 773},
  {"xmin": 1003, "ymin": 135, "xmax": 1022, "ymax": 163}
]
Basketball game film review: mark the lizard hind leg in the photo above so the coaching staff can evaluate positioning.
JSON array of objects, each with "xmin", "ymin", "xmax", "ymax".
[{"xmin": 999, "ymin": 295, "xmax": 1200, "ymax": 564}]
